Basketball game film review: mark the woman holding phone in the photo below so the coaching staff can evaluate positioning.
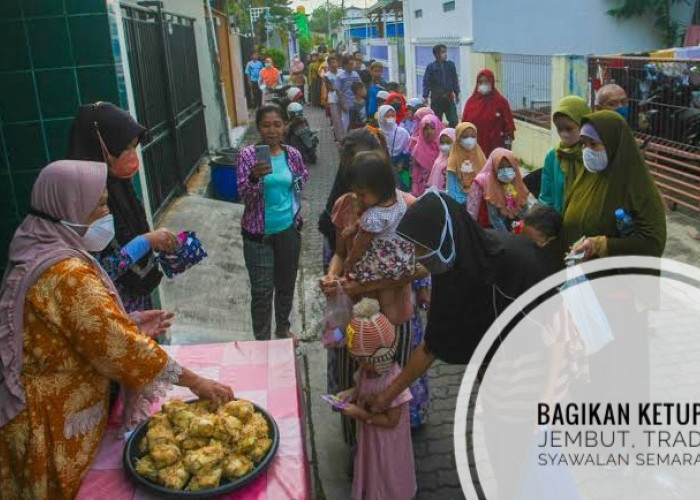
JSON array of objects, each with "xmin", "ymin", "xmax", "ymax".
[{"xmin": 237, "ymin": 104, "xmax": 309, "ymax": 341}]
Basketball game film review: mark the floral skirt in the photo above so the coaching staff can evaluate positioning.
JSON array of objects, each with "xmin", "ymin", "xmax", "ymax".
[{"xmin": 350, "ymin": 237, "xmax": 415, "ymax": 284}]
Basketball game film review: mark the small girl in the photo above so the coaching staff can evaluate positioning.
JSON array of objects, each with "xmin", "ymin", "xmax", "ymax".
[
  {"xmin": 401, "ymin": 97, "xmax": 424, "ymax": 136},
  {"xmin": 341, "ymin": 298, "xmax": 416, "ymax": 500},
  {"xmin": 427, "ymin": 127, "xmax": 456, "ymax": 191},
  {"xmin": 445, "ymin": 122, "xmax": 487, "ymax": 204},
  {"xmin": 468, "ymin": 147, "xmax": 531, "ymax": 231},
  {"xmin": 409, "ymin": 114, "xmax": 444, "ymax": 197},
  {"xmin": 378, "ymin": 105, "xmax": 411, "ymax": 192},
  {"xmin": 342, "ymin": 151, "xmax": 415, "ymax": 321}
]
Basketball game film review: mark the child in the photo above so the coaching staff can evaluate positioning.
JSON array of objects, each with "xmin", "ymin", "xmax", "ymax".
[
  {"xmin": 401, "ymin": 98, "xmax": 424, "ymax": 136},
  {"xmin": 343, "ymin": 151, "xmax": 416, "ymax": 321},
  {"xmin": 427, "ymin": 128, "xmax": 456, "ymax": 191},
  {"xmin": 376, "ymin": 90, "xmax": 390, "ymax": 111},
  {"xmin": 445, "ymin": 122, "xmax": 487, "ymax": 204},
  {"xmin": 518, "ymin": 205, "xmax": 563, "ymax": 275},
  {"xmin": 409, "ymin": 114, "xmax": 444, "ymax": 197},
  {"xmin": 377, "ymin": 105, "xmax": 411, "ymax": 191},
  {"xmin": 409, "ymin": 107, "xmax": 435, "ymax": 139},
  {"xmin": 349, "ymin": 81, "xmax": 368, "ymax": 130},
  {"xmin": 468, "ymin": 148, "xmax": 531, "ymax": 231},
  {"xmin": 386, "ymin": 92, "xmax": 407, "ymax": 124},
  {"xmin": 341, "ymin": 298, "xmax": 416, "ymax": 500}
]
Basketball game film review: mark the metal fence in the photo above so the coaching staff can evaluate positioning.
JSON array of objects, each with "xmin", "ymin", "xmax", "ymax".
[
  {"xmin": 589, "ymin": 56, "xmax": 700, "ymax": 213},
  {"xmin": 498, "ymin": 54, "xmax": 552, "ymax": 129},
  {"xmin": 121, "ymin": 3, "xmax": 208, "ymax": 217}
]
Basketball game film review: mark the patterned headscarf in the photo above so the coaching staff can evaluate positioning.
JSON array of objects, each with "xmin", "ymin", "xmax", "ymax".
[{"xmin": 474, "ymin": 148, "xmax": 530, "ymax": 218}]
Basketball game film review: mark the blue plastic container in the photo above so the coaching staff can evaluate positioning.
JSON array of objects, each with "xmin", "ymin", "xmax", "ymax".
[{"xmin": 209, "ymin": 148, "xmax": 239, "ymax": 202}]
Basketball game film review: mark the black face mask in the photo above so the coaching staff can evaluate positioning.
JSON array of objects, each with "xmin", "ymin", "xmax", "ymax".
[{"xmin": 391, "ymin": 104, "xmax": 401, "ymax": 112}]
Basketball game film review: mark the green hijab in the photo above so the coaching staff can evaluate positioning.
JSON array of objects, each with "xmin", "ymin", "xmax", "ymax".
[
  {"xmin": 561, "ymin": 110, "xmax": 666, "ymax": 257},
  {"xmin": 554, "ymin": 96, "xmax": 589, "ymax": 192}
]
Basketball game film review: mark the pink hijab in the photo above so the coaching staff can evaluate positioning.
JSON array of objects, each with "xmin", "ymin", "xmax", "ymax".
[
  {"xmin": 0, "ymin": 160, "xmax": 123, "ymax": 427},
  {"xmin": 411, "ymin": 107, "xmax": 436, "ymax": 138},
  {"xmin": 410, "ymin": 114, "xmax": 445, "ymax": 169},
  {"xmin": 428, "ymin": 128, "xmax": 456, "ymax": 190}
]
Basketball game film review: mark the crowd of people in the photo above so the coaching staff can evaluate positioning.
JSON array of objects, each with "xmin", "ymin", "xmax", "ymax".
[{"xmin": 0, "ymin": 41, "xmax": 669, "ymax": 500}]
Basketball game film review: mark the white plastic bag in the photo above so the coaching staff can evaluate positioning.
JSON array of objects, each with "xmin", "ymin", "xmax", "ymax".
[
  {"xmin": 559, "ymin": 264, "xmax": 614, "ymax": 355},
  {"xmin": 321, "ymin": 281, "xmax": 353, "ymax": 348}
]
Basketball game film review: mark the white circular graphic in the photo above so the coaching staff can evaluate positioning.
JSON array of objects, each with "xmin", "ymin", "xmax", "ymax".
[{"xmin": 455, "ymin": 257, "xmax": 700, "ymax": 499}]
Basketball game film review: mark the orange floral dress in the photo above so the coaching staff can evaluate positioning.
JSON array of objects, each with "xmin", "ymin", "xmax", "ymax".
[{"xmin": 0, "ymin": 258, "xmax": 179, "ymax": 500}]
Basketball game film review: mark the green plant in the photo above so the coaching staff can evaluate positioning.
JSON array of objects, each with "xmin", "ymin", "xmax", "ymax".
[
  {"xmin": 265, "ymin": 47, "xmax": 287, "ymax": 70},
  {"xmin": 607, "ymin": 0, "xmax": 682, "ymax": 47},
  {"xmin": 298, "ymin": 35, "xmax": 312, "ymax": 59}
]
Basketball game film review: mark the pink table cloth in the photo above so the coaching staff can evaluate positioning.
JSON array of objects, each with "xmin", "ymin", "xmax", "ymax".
[{"xmin": 76, "ymin": 339, "xmax": 311, "ymax": 500}]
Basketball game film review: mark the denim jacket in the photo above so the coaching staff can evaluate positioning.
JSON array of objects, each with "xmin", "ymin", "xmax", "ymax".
[{"xmin": 237, "ymin": 144, "xmax": 309, "ymax": 237}]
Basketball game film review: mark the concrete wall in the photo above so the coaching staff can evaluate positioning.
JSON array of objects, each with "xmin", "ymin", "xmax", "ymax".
[
  {"xmin": 404, "ymin": 0, "xmax": 472, "ymax": 40},
  {"xmin": 512, "ymin": 120, "xmax": 552, "ymax": 169},
  {"xmin": 162, "ymin": 0, "xmax": 227, "ymax": 151},
  {"xmin": 473, "ymin": 0, "xmax": 664, "ymax": 55}
]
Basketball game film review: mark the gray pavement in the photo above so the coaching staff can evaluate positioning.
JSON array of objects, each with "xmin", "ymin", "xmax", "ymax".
[{"xmin": 156, "ymin": 105, "xmax": 700, "ymax": 500}]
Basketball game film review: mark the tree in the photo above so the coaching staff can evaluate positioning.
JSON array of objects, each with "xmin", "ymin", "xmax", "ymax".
[
  {"xmin": 607, "ymin": 0, "xmax": 682, "ymax": 47},
  {"xmin": 309, "ymin": 4, "xmax": 345, "ymax": 35},
  {"xmin": 228, "ymin": 0, "xmax": 293, "ymax": 34}
]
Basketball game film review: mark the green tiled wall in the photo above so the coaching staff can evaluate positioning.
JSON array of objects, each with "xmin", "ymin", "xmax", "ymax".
[{"xmin": 0, "ymin": 0, "xmax": 124, "ymax": 273}]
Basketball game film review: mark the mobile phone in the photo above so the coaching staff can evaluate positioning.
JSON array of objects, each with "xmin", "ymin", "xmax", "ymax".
[
  {"xmin": 321, "ymin": 394, "xmax": 350, "ymax": 412},
  {"xmin": 255, "ymin": 144, "xmax": 270, "ymax": 165}
]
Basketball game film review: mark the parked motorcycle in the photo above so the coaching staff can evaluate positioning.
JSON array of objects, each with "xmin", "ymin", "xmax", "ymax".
[
  {"xmin": 286, "ymin": 102, "xmax": 319, "ymax": 164},
  {"xmin": 268, "ymin": 85, "xmax": 304, "ymax": 121}
]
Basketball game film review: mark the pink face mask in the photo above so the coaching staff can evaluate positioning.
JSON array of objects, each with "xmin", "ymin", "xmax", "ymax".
[{"xmin": 111, "ymin": 149, "xmax": 140, "ymax": 179}]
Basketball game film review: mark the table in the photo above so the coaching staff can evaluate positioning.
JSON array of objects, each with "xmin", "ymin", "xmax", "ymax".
[{"xmin": 76, "ymin": 339, "xmax": 311, "ymax": 500}]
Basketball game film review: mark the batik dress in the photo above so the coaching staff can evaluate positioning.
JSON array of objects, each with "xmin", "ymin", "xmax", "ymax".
[{"xmin": 0, "ymin": 258, "xmax": 180, "ymax": 500}]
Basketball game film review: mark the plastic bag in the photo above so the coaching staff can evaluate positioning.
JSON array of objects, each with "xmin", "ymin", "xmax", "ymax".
[
  {"xmin": 321, "ymin": 281, "xmax": 353, "ymax": 348},
  {"xmin": 559, "ymin": 263, "xmax": 614, "ymax": 355}
]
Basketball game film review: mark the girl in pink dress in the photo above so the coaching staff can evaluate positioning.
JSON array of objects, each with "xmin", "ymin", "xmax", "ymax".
[
  {"xmin": 341, "ymin": 298, "xmax": 416, "ymax": 500},
  {"xmin": 409, "ymin": 114, "xmax": 445, "ymax": 197}
]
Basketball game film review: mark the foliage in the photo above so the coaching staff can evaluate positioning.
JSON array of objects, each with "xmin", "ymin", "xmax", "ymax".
[
  {"xmin": 607, "ymin": 0, "xmax": 682, "ymax": 47},
  {"xmin": 298, "ymin": 35, "xmax": 312, "ymax": 59},
  {"xmin": 265, "ymin": 47, "xmax": 287, "ymax": 70},
  {"xmin": 228, "ymin": 0, "xmax": 293, "ymax": 33},
  {"xmin": 309, "ymin": 4, "xmax": 345, "ymax": 35}
]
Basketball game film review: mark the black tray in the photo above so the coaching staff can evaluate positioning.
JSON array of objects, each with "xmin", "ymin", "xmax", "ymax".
[{"xmin": 123, "ymin": 399, "xmax": 280, "ymax": 499}]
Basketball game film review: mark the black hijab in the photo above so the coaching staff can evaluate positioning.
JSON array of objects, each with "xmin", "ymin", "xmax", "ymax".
[
  {"xmin": 66, "ymin": 103, "xmax": 149, "ymax": 244},
  {"xmin": 397, "ymin": 192, "xmax": 550, "ymax": 364}
]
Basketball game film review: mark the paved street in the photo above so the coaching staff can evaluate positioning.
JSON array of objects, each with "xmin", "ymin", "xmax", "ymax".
[{"xmin": 156, "ymin": 104, "xmax": 700, "ymax": 500}]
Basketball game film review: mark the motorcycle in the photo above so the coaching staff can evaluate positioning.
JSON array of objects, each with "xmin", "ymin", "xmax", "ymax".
[
  {"xmin": 268, "ymin": 85, "xmax": 304, "ymax": 121},
  {"xmin": 286, "ymin": 102, "xmax": 319, "ymax": 164}
]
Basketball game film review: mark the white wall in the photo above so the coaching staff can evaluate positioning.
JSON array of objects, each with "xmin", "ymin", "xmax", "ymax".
[
  {"xmin": 473, "ymin": 0, "xmax": 663, "ymax": 55},
  {"xmin": 163, "ymin": 0, "xmax": 227, "ymax": 150},
  {"xmin": 404, "ymin": 0, "xmax": 472, "ymax": 39}
]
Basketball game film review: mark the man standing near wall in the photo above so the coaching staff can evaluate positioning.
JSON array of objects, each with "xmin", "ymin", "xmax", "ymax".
[
  {"xmin": 245, "ymin": 51, "xmax": 264, "ymax": 108},
  {"xmin": 423, "ymin": 44, "xmax": 460, "ymax": 128}
]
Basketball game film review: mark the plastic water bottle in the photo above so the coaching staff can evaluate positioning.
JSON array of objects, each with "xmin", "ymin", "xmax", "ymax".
[{"xmin": 615, "ymin": 208, "xmax": 635, "ymax": 237}]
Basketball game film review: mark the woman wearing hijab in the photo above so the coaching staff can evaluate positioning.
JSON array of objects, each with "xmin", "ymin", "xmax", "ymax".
[
  {"xmin": 290, "ymin": 54, "xmax": 306, "ymax": 103},
  {"xmin": 385, "ymin": 92, "xmax": 407, "ymax": 124},
  {"xmin": 445, "ymin": 122, "xmax": 487, "ymax": 204},
  {"xmin": 0, "ymin": 161, "xmax": 233, "ymax": 499},
  {"xmin": 308, "ymin": 53, "xmax": 322, "ymax": 108},
  {"xmin": 539, "ymin": 96, "xmax": 590, "ymax": 213},
  {"xmin": 410, "ymin": 114, "xmax": 445, "ymax": 197},
  {"xmin": 259, "ymin": 58, "xmax": 282, "ymax": 104},
  {"xmin": 461, "ymin": 69, "xmax": 516, "ymax": 156},
  {"xmin": 468, "ymin": 148, "xmax": 530, "ymax": 231},
  {"xmin": 410, "ymin": 107, "xmax": 435, "ymax": 138},
  {"xmin": 427, "ymin": 128, "xmax": 456, "ymax": 190},
  {"xmin": 565, "ymin": 110, "xmax": 666, "ymax": 259},
  {"xmin": 378, "ymin": 104, "xmax": 411, "ymax": 187},
  {"xmin": 67, "ymin": 102, "xmax": 179, "ymax": 313}
]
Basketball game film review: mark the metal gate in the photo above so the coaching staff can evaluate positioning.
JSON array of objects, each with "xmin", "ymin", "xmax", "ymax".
[{"xmin": 121, "ymin": 3, "xmax": 208, "ymax": 216}]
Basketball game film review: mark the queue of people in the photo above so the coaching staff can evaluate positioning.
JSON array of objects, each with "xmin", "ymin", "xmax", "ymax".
[{"xmin": 0, "ymin": 41, "xmax": 669, "ymax": 499}]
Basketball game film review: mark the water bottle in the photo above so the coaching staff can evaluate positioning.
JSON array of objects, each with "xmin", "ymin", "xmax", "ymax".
[{"xmin": 615, "ymin": 208, "xmax": 635, "ymax": 237}]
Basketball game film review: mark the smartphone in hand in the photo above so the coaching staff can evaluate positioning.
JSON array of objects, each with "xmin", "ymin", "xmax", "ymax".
[{"xmin": 255, "ymin": 144, "xmax": 271, "ymax": 165}]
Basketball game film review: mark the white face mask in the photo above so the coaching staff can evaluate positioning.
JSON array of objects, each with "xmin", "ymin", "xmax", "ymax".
[
  {"xmin": 62, "ymin": 214, "xmax": 115, "ymax": 252},
  {"xmin": 439, "ymin": 144, "xmax": 452, "ymax": 155},
  {"xmin": 386, "ymin": 117, "xmax": 396, "ymax": 125},
  {"xmin": 460, "ymin": 137, "xmax": 477, "ymax": 150},
  {"xmin": 412, "ymin": 189, "xmax": 456, "ymax": 275},
  {"xmin": 582, "ymin": 147, "xmax": 608, "ymax": 173},
  {"xmin": 497, "ymin": 167, "xmax": 516, "ymax": 184},
  {"xmin": 478, "ymin": 84, "xmax": 492, "ymax": 95}
]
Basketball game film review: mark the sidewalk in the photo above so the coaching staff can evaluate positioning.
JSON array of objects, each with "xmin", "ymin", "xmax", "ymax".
[{"xmin": 154, "ymin": 106, "xmax": 700, "ymax": 500}]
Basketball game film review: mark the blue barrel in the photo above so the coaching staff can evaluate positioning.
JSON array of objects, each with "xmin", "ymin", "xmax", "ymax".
[{"xmin": 209, "ymin": 148, "xmax": 239, "ymax": 202}]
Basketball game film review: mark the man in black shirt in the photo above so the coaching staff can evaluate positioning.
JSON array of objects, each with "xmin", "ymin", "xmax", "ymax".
[{"xmin": 422, "ymin": 44, "xmax": 460, "ymax": 127}]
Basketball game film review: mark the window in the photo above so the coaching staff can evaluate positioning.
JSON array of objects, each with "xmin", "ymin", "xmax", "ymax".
[
  {"xmin": 443, "ymin": 1, "xmax": 455, "ymax": 12},
  {"xmin": 414, "ymin": 9, "xmax": 423, "ymax": 18}
]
